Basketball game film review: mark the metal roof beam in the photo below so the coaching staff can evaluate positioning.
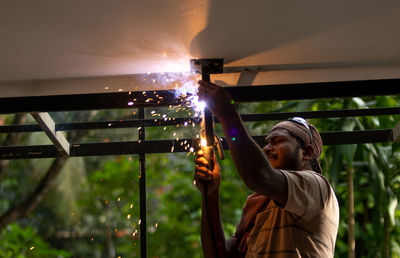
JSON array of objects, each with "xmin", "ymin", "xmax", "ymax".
[
  {"xmin": 1, "ymin": 78, "xmax": 399, "ymax": 114},
  {"xmin": 0, "ymin": 90, "xmax": 181, "ymax": 114},
  {"xmin": 31, "ymin": 112, "xmax": 70, "ymax": 156},
  {"xmin": 227, "ymin": 78, "xmax": 400, "ymax": 102}
]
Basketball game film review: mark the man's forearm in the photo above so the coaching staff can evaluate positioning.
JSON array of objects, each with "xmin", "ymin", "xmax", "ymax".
[{"xmin": 201, "ymin": 189, "xmax": 228, "ymax": 258}]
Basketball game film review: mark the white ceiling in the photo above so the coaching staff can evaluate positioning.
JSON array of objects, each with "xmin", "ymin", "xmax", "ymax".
[{"xmin": 1, "ymin": 0, "xmax": 400, "ymax": 97}]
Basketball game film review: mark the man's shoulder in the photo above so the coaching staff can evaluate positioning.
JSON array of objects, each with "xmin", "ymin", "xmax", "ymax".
[
  {"xmin": 281, "ymin": 169, "xmax": 329, "ymax": 183},
  {"xmin": 280, "ymin": 169, "xmax": 334, "ymax": 199}
]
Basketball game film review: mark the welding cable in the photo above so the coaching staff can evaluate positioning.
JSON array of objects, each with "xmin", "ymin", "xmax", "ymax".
[
  {"xmin": 203, "ymin": 183, "xmax": 220, "ymax": 258},
  {"xmin": 200, "ymin": 147, "xmax": 220, "ymax": 258}
]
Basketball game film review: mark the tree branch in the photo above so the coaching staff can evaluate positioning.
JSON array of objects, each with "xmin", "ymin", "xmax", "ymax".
[
  {"xmin": 0, "ymin": 156, "xmax": 68, "ymax": 228},
  {"xmin": 0, "ymin": 111, "xmax": 96, "ymax": 230}
]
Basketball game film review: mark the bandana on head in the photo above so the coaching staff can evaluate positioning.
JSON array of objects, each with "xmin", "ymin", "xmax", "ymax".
[{"xmin": 271, "ymin": 120, "xmax": 323, "ymax": 158}]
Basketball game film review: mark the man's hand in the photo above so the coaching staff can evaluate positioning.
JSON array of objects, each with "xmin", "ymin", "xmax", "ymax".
[
  {"xmin": 198, "ymin": 80, "xmax": 235, "ymax": 119},
  {"xmin": 194, "ymin": 149, "xmax": 221, "ymax": 195}
]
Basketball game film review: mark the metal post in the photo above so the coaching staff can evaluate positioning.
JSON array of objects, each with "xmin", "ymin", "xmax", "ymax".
[
  {"xmin": 198, "ymin": 59, "xmax": 223, "ymax": 258},
  {"xmin": 138, "ymin": 107, "xmax": 147, "ymax": 258},
  {"xmin": 201, "ymin": 66, "xmax": 215, "ymax": 148}
]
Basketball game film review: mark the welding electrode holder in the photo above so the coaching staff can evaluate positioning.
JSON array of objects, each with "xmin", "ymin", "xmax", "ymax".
[
  {"xmin": 198, "ymin": 136, "xmax": 224, "ymax": 258},
  {"xmin": 202, "ymin": 145, "xmax": 214, "ymax": 173},
  {"xmin": 201, "ymin": 135, "xmax": 225, "ymax": 174}
]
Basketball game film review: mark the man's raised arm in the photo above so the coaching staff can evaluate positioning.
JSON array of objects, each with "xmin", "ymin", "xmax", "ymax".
[{"xmin": 197, "ymin": 80, "xmax": 287, "ymax": 205}]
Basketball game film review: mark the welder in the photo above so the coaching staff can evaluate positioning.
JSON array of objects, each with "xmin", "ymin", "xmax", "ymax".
[{"xmin": 194, "ymin": 80, "xmax": 339, "ymax": 257}]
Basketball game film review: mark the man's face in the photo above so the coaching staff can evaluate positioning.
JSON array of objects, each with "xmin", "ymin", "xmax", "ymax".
[{"xmin": 263, "ymin": 128, "xmax": 302, "ymax": 170}]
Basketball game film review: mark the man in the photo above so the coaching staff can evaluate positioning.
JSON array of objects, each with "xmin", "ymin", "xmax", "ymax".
[{"xmin": 194, "ymin": 80, "xmax": 339, "ymax": 257}]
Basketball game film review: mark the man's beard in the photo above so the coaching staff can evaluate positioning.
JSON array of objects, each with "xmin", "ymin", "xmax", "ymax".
[{"xmin": 284, "ymin": 143, "xmax": 302, "ymax": 170}]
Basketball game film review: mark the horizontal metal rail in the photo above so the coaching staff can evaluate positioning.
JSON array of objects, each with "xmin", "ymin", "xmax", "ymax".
[
  {"xmin": 0, "ymin": 78, "xmax": 399, "ymax": 114},
  {"xmin": 227, "ymin": 78, "xmax": 400, "ymax": 102},
  {"xmin": 0, "ymin": 130, "xmax": 393, "ymax": 160},
  {"xmin": 1, "ymin": 107, "xmax": 400, "ymax": 134},
  {"xmin": 253, "ymin": 130, "xmax": 393, "ymax": 146},
  {"xmin": 236, "ymin": 107, "xmax": 400, "ymax": 122},
  {"xmin": 0, "ymin": 117, "xmax": 200, "ymax": 133},
  {"xmin": 0, "ymin": 90, "xmax": 182, "ymax": 114}
]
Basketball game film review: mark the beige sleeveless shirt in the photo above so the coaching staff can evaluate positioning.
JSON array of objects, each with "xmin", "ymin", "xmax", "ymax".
[{"xmin": 245, "ymin": 170, "xmax": 339, "ymax": 258}]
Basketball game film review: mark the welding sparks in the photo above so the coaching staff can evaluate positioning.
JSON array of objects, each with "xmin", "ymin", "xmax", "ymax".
[
  {"xmin": 123, "ymin": 71, "xmax": 203, "ymax": 159},
  {"xmin": 172, "ymin": 74, "xmax": 205, "ymax": 117},
  {"xmin": 194, "ymin": 100, "xmax": 206, "ymax": 112}
]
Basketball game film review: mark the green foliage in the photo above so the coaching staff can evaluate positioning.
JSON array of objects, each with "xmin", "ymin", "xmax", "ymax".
[
  {"xmin": 0, "ymin": 223, "xmax": 71, "ymax": 258},
  {"xmin": 1, "ymin": 96, "xmax": 400, "ymax": 257},
  {"xmin": 63, "ymin": 151, "xmax": 248, "ymax": 257},
  {"xmin": 313, "ymin": 96, "xmax": 400, "ymax": 258}
]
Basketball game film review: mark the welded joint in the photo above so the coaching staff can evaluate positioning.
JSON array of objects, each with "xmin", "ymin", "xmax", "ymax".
[
  {"xmin": 393, "ymin": 121, "xmax": 400, "ymax": 142},
  {"xmin": 31, "ymin": 112, "xmax": 70, "ymax": 156}
]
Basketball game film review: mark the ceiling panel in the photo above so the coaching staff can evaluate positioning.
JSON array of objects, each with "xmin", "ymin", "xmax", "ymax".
[{"xmin": 1, "ymin": 0, "xmax": 400, "ymax": 97}]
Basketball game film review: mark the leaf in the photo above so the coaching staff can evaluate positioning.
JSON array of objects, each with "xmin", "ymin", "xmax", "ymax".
[
  {"xmin": 388, "ymin": 194, "xmax": 398, "ymax": 227},
  {"xmin": 352, "ymin": 97, "xmax": 367, "ymax": 108},
  {"xmin": 327, "ymin": 146, "xmax": 344, "ymax": 188},
  {"xmin": 342, "ymin": 144, "xmax": 357, "ymax": 169}
]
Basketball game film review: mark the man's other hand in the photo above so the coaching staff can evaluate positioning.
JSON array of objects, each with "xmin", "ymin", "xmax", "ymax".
[{"xmin": 194, "ymin": 149, "xmax": 221, "ymax": 195}]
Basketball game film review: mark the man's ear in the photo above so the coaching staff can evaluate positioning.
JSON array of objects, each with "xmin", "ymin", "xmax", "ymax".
[{"xmin": 302, "ymin": 145, "xmax": 315, "ymax": 160}]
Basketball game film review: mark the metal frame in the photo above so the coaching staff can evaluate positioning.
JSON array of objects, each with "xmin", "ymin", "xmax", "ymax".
[
  {"xmin": 31, "ymin": 112, "xmax": 70, "ymax": 156},
  {"xmin": 1, "ymin": 78, "xmax": 400, "ymax": 113},
  {"xmin": 1, "ymin": 77, "xmax": 400, "ymax": 257}
]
